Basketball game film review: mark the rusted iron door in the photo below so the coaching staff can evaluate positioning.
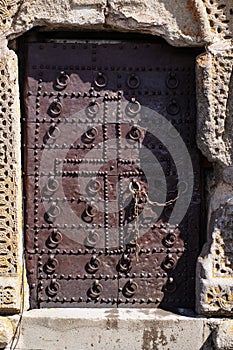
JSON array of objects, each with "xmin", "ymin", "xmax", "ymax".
[{"xmin": 24, "ymin": 40, "xmax": 201, "ymax": 309}]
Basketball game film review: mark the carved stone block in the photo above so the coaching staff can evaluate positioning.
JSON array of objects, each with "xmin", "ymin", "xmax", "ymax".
[
  {"xmin": 197, "ymin": 199, "xmax": 233, "ymax": 315},
  {"xmin": 0, "ymin": 47, "xmax": 22, "ymax": 313}
]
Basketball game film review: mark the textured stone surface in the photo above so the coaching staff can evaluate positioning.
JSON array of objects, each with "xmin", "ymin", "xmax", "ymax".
[
  {"xmin": 1, "ymin": 0, "xmax": 233, "ymax": 44},
  {"xmin": 195, "ymin": 34, "xmax": 233, "ymax": 315},
  {"xmin": 5, "ymin": 0, "xmax": 232, "ymax": 46},
  {"xmin": 196, "ymin": 42, "xmax": 233, "ymax": 166},
  {"xmin": 0, "ymin": 317, "xmax": 13, "ymax": 349},
  {"xmin": 212, "ymin": 321, "xmax": 233, "ymax": 350},
  {"xmin": 7, "ymin": 310, "xmax": 233, "ymax": 350},
  {"xmin": 8, "ymin": 309, "xmax": 208, "ymax": 350},
  {"xmin": 0, "ymin": 40, "xmax": 22, "ymax": 313},
  {"xmin": 106, "ymin": 0, "xmax": 210, "ymax": 46},
  {"xmin": 9, "ymin": 0, "xmax": 106, "ymax": 38},
  {"xmin": 201, "ymin": 0, "xmax": 233, "ymax": 41},
  {"xmin": 196, "ymin": 184, "xmax": 233, "ymax": 315}
]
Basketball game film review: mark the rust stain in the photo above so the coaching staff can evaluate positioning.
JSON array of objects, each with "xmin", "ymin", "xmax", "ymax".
[
  {"xmin": 186, "ymin": 0, "xmax": 200, "ymax": 24},
  {"xmin": 185, "ymin": 0, "xmax": 204, "ymax": 39}
]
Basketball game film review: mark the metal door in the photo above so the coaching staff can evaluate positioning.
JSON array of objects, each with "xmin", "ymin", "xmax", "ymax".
[{"xmin": 24, "ymin": 40, "xmax": 201, "ymax": 309}]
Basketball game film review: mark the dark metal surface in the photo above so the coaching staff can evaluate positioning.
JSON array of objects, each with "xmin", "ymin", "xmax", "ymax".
[{"xmin": 24, "ymin": 40, "xmax": 200, "ymax": 309}]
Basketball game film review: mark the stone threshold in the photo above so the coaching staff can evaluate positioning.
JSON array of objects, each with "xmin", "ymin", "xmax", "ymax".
[{"xmin": 2, "ymin": 308, "xmax": 230, "ymax": 350}]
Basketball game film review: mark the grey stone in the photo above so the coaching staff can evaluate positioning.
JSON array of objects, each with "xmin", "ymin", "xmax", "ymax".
[
  {"xmin": 212, "ymin": 321, "xmax": 233, "ymax": 350},
  {"xmin": 196, "ymin": 181, "xmax": 233, "ymax": 316},
  {"xmin": 8, "ymin": 309, "xmax": 208, "ymax": 350},
  {"xmin": 0, "ymin": 318, "xmax": 13, "ymax": 349},
  {"xmin": 106, "ymin": 0, "xmax": 210, "ymax": 46}
]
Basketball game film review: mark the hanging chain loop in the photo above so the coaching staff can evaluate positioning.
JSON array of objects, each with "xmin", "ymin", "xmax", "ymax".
[{"xmin": 129, "ymin": 180, "xmax": 179, "ymax": 261}]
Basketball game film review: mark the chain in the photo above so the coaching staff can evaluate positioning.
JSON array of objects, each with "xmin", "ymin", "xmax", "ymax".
[
  {"xmin": 133, "ymin": 189, "xmax": 140, "ymax": 261},
  {"xmin": 129, "ymin": 181, "xmax": 178, "ymax": 261}
]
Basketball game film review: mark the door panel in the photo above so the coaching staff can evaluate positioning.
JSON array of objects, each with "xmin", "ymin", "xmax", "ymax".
[{"xmin": 24, "ymin": 40, "xmax": 200, "ymax": 309}]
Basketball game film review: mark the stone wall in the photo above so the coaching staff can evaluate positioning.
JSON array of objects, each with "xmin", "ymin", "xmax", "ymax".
[{"xmin": 0, "ymin": 0, "xmax": 232, "ymax": 319}]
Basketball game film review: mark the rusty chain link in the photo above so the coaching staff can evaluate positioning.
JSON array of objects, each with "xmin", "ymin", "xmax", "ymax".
[{"xmin": 129, "ymin": 180, "xmax": 178, "ymax": 261}]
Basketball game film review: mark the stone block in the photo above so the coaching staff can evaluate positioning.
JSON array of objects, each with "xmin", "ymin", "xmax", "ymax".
[
  {"xmin": 0, "ymin": 318, "xmax": 13, "ymax": 349},
  {"xmin": 212, "ymin": 321, "xmax": 233, "ymax": 350},
  {"xmin": 9, "ymin": 309, "xmax": 207, "ymax": 350}
]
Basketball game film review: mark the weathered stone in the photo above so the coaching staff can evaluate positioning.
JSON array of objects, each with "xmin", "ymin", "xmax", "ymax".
[
  {"xmin": 196, "ymin": 183, "xmax": 233, "ymax": 315},
  {"xmin": 7, "ymin": 0, "xmax": 233, "ymax": 46},
  {"xmin": 8, "ymin": 310, "xmax": 233, "ymax": 350},
  {"xmin": 0, "ymin": 317, "xmax": 13, "ymax": 349},
  {"xmin": 9, "ymin": 0, "xmax": 106, "ymax": 39},
  {"xmin": 2, "ymin": 0, "xmax": 233, "ymax": 47},
  {"xmin": 106, "ymin": 0, "xmax": 210, "ymax": 46},
  {"xmin": 8, "ymin": 309, "xmax": 208, "ymax": 350},
  {"xmin": 0, "ymin": 0, "xmax": 21, "ymax": 36},
  {"xmin": 212, "ymin": 321, "xmax": 233, "ymax": 350},
  {"xmin": 201, "ymin": 0, "xmax": 233, "ymax": 42},
  {"xmin": 195, "ymin": 32, "xmax": 233, "ymax": 317},
  {"xmin": 0, "ymin": 42, "xmax": 22, "ymax": 313},
  {"xmin": 196, "ymin": 42, "xmax": 233, "ymax": 167}
]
